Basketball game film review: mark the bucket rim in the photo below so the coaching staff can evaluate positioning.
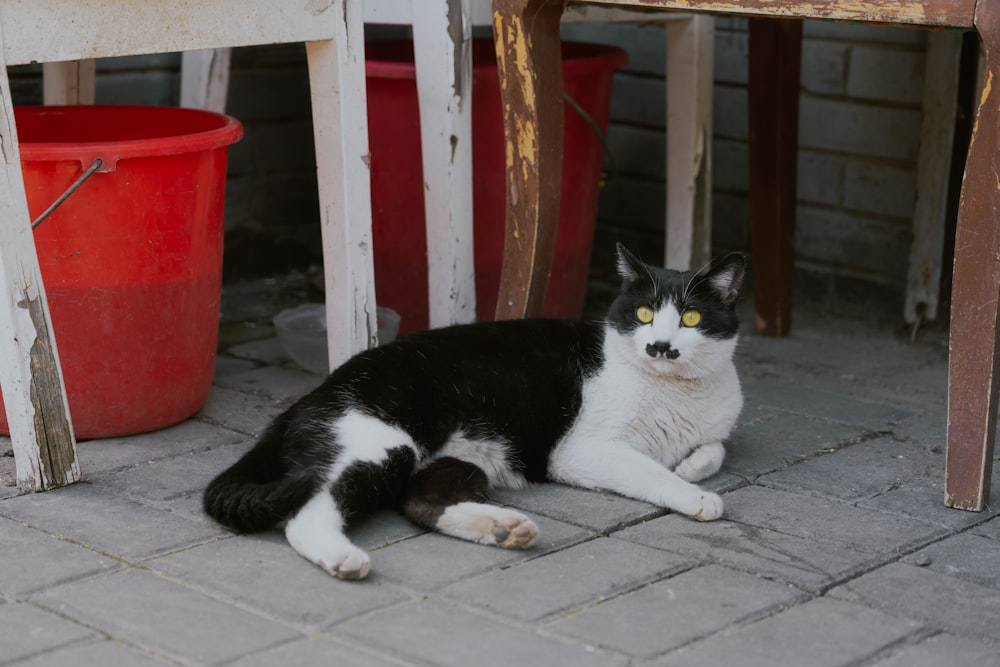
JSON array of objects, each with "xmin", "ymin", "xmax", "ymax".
[
  {"xmin": 365, "ymin": 38, "xmax": 628, "ymax": 80},
  {"xmin": 14, "ymin": 104, "xmax": 243, "ymax": 166}
]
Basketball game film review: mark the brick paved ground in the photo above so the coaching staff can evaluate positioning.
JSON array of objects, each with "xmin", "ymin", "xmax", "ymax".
[{"xmin": 1, "ymin": 283, "xmax": 998, "ymax": 666}]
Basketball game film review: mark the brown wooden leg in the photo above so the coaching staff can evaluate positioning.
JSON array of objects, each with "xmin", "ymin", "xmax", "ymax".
[
  {"xmin": 491, "ymin": 0, "xmax": 564, "ymax": 320},
  {"xmin": 748, "ymin": 18, "xmax": 802, "ymax": 336},
  {"xmin": 945, "ymin": 3, "xmax": 1000, "ymax": 512}
]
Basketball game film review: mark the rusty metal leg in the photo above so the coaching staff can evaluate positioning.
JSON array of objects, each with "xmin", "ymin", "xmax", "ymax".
[
  {"xmin": 748, "ymin": 18, "xmax": 802, "ymax": 336},
  {"xmin": 491, "ymin": 0, "xmax": 564, "ymax": 320},
  {"xmin": 945, "ymin": 3, "xmax": 1000, "ymax": 512}
]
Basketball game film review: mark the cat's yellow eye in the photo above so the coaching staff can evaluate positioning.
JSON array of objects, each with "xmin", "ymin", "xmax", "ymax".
[
  {"xmin": 636, "ymin": 306, "xmax": 655, "ymax": 324},
  {"xmin": 681, "ymin": 309, "xmax": 702, "ymax": 327}
]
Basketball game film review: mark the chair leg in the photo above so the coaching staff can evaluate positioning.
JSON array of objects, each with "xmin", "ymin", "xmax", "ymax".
[
  {"xmin": 412, "ymin": 0, "xmax": 477, "ymax": 328},
  {"xmin": 180, "ymin": 48, "xmax": 232, "ymax": 113},
  {"xmin": 747, "ymin": 18, "xmax": 801, "ymax": 337},
  {"xmin": 945, "ymin": 1, "xmax": 1000, "ymax": 512},
  {"xmin": 42, "ymin": 60, "xmax": 95, "ymax": 105},
  {"xmin": 665, "ymin": 15, "xmax": 714, "ymax": 272},
  {"xmin": 305, "ymin": 0, "xmax": 377, "ymax": 368},
  {"xmin": 0, "ymin": 55, "xmax": 80, "ymax": 491},
  {"xmin": 491, "ymin": 0, "xmax": 564, "ymax": 320}
]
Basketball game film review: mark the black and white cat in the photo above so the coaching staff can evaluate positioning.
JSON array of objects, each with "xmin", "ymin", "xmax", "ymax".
[{"xmin": 204, "ymin": 245, "xmax": 745, "ymax": 580}]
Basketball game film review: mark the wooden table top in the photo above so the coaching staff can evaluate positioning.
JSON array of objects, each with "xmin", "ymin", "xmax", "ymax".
[{"xmin": 571, "ymin": 0, "xmax": 976, "ymax": 28}]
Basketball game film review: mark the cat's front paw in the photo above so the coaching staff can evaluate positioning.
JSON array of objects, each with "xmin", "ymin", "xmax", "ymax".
[
  {"xmin": 674, "ymin": 442, "xmax": 725, "ymax": 483},
  {"xmin": 674, "ymin": 491, "xmax": 724, "ymax": 521},
  {"xmin": 692, "ymin": 492, "xmax": 724, "ymax": 521}
]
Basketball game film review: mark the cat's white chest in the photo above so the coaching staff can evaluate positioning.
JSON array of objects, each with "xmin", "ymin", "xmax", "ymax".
[{"xmin": 553, "ymin": 338, "xmax": 742, "ymax": 472}]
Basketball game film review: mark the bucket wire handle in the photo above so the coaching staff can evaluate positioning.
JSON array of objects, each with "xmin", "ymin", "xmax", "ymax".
[
  {"xmin": 563, "ymin": 92, "xmax": 618, "ymax": 184},
  {"xmin": 31, "ymin": 158, "xmax": 104, "ymax": 229}
]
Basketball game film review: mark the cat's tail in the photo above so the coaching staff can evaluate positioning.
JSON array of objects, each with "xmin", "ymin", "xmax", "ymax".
[{"xmin": 203, "ymin": 437, "xmax": 322, "ymax": 533}]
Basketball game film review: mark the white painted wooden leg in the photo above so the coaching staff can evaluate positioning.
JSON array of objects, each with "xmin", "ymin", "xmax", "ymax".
[
  {"xmin": 42, "ymin": 60, "xmax": 95, "ymax": 105},
  {"xmin": 0, "ymin": 52, "xmax": 80, "ymax": 492},
  {"xmin": 180, "ymin": 48, "xmax": 232, "ymax": 112},
  {"xmin": 306, "ymin": 0, "xmax": 377, "ymax": 367},
  {"xmin": 905, "ymin": 30, "xmax": 962, "ymax": 325},
  {"xmin": 412, "ymin": 0, "xmax": 476, "ymax": 328},
  {"xmin": 665, "ymin": 15, "xmax": 714, "ymax": 271}
]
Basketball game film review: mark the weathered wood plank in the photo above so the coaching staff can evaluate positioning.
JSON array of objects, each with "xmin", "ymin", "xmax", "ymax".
[
  {"xmin": 945, "ymin": 0, "xmax": 1000, "ymax": 512},
  {"xmin": 305, "ymin": 1, "xmax": 378, "ymax": 366},
  {"xmin": 569, "ymin": 0, "xmax": 975, "ymax": 28},
  {"xmin": 413, "ymin": 0, "xmax": 477, "ymax": 328},
  {"xmin": 0, "ymin": 0, "xmax": 338, "ymax": 65},
  {"xmin": 665, "ymin": 14, "xmax": 714, "ymax": 271},
  {"xmin": 491, "ymin": 0, "xmax": 565, "ymax": 320},
  {"xmin": 0, "ymin": 41, "xmax": 80, "ymax": 492}
]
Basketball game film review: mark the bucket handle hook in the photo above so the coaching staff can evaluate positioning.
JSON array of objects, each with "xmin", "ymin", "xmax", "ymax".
[{"xmin": 31, "ymin": 158, "xmax": 104, "ymax": 230}]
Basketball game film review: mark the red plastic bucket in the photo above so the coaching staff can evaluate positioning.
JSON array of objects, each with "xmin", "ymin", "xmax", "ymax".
[
  {"xmin": 367, "ymin": 40, "xmax": 627, "ymax": 333},
  {"xmin": 0, "ymin": 105, "xmax": 243, "ymax": 439}
]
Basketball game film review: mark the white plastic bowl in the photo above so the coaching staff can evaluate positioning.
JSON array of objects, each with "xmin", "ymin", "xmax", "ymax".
[{"xmin": 273, "ymin": 303, "xmax": 401, "ymax": 374}]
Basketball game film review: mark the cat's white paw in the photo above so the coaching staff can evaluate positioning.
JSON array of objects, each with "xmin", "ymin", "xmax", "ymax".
[
  {"xmin": 691, "ymin": 492, "xmax": 724, "ymax": 521},
  {"xmin": 315, "ymin": 545, "xmax": 371, "ymax": 580},
  {"xmin": 674, "ymin": 442, "xmax": 725, "ymax": 483},
  {"xmin": 437, "ymin": 502, "xmax": 539, "ymax": 549}
]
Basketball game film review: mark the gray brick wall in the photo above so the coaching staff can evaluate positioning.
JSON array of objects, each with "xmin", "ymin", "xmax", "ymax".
[{"xmin": 563, "ymin": 18, "xmax": 933, "ymax": 312}]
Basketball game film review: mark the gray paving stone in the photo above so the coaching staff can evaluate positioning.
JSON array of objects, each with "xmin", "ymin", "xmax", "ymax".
[
  {"xmin": 872, "ymin": 633, "xmax": 1000, "ymax": 667},
  {"xmin": 213, "ymin": 354, "xmax": 260, "ymax": 379},
  {"xmin": 491, "ymin": 483, "xmax": 663, "ymax": 532},
  {"xmin": 0, "ymin": 601, "xmax": 95, "ymax": 663},
  {"xmin": 830, "ymin": 562, "xmax": 1000, "ymax": 643},
  {"xmin": 213, "ymin": 365, "xmax": 323, "ymax": 401},
  {"xmin": 339, "ymin": 598, "xmax": 628, "ymax": 667},
  {"xmin": 858, "ymin": 476, "xmax": 995, "ymax": 530},
  {"xmin": 721, "ymin": 485, "xmax": 948, "ymax": 554},
  {"xmin": 8, "ymin": 639, "xmax": 175, "ymax": 667},
  {"xmin": 656, "ymin": 598, "xmax": 923, "ymax": 667},
  {"xmin": 973, "ymin": 515, "xmax": 1000, "ymax": 540},
  {"xmin": 617, "ymin": 514, "xmax": 885, "ymax": 593},
  {"xmin": 0, "ymin": 516, "xmax": 121, "ymax": 597},
  {"xmin": 74, "ymin": 419, "xmax": 245, "ymax": 477},
  {"xmin": 547, "ymin": 564, "xmax": 806, "ymax": 658},
  {"xmin": 147, "ymin": 534, "xmax": 408, "ymax": 631},
  {"xmin": 32, "ymin": 568, "xmax": 301, "ymax": 666},
  {"xmin": 370, "ymin": 513, "xmax": 594, "ymax": 591},
  {"xmin": 741, "ymin": 378, "xmax": 912, "ymax": 429},
  {"xmin": 759, "ymin": 435, "xmax": 944, "ymax": 502},
  {"xmin": 225, "ymin": 336, "xmax": 289, "ymax": 366},
  {"xmin": 724, "ymin": 413, "xmax": 869, "ymax": 478},
  {"xmin": 904, "ymin": 533, "xmax": 1000, "ymax": 589},
  {"xmin": 195, "ymin": 385, "xmax": 287, "ymax": 437},
  {"xmin": 0, "ymin": 482, "xmax": 223, "ymax": 561},
  {"xmin": 440, "ymin": 537, "xmax": 693, "ymax": 621},
  {"xmin": 92, "ymin": 443, "xmax": 249, "ymax": 504},
  {"xmin": 350, "ymin": 509, "xmax": 427, "ymax": 550},
  {"xmin": 230, "ymin": 636, "xmax": 416, "ymax": 667}
]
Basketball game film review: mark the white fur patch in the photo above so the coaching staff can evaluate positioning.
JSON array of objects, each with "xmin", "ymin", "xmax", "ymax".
[
  {"xmin": 432, "ymin": 434, "xmax": 527, "ymax": 490},
  {"xmin": 326, "ymin": 410, "xmax": 418, "ymax": 480},
  {"xmin": 436, "ymin": 502, "xmax": 538, "ymax": 548},
  {"xmin": 546, "ymin": 324, "xmax": 740, "ymax": 521},
  {"xmin": 284, "ymin": 492, "xmax": 370, "ymax": 579}
]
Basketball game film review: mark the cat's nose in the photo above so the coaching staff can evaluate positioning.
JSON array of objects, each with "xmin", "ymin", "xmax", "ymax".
[{"xmin": 646, "ymin": 341, "xmax": 680, "ymax": 360}]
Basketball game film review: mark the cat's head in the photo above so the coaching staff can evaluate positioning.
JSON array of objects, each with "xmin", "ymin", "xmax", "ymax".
[{"xmin": 606, "ymin": 244, "xmax": 745, "ymax": 378}]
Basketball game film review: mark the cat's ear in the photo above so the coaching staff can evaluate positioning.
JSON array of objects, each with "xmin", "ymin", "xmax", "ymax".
[
  {"xmin": 615, "ymin": 243, "xmax": 647, "ymax": 283},
  {"xmin": 705, "ymin": 253, "xmax": 746, "ymax": 304}
]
